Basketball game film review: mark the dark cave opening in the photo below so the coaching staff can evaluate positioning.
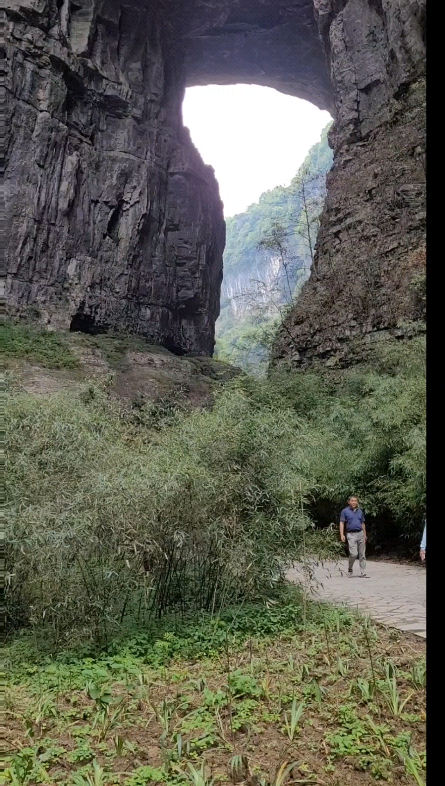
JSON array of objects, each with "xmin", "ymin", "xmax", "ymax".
[
  {"xmin": 163, "ymin": 337, "xmax": 188, "ymax": 356},
  {"xmin": 106, "ymin": 201, "xmax": 124, "ymax": 244},
  {"xmin": 69, "ymin": 312, "xmax": 108, "ymax": 335}
]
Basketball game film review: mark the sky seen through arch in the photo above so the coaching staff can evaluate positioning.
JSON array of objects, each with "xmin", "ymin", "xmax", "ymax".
[{"xmin": 183, "ymin": 84, "xmax": 332, "ymax": 218}]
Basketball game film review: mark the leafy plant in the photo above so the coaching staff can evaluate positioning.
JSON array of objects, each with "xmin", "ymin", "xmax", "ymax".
[
  {"xmin": 272, "ymin": 761, "xmax": 300, "ymax": 786},
  {"xmin": 24, "ymin": 694, "xmax": 58, "ymax": 739},
  {"xmin": 113, "ymin": 735, "xmax": 126, "ymax": 757},
  {"xmin": 3, "ymin": 748, "xmax": 47, "ymax": 786},
  {"xmin": 157, "ymin": 698, "xmax": 174, "ymax": 736},
  {"xmin": 382, "ymin": 673, "xmax": 414, "ymax": 717},
  {"xmin": 3, "ymin": 743, "xmax": 65, "ymax": 785},
  {"xmin": 173, "ymin": 732, "xmax": 189, "ymax": 761},
  {"xmin": 283, "ymin": 697, "xmax": 304, "ymax": 741},
  {"xmin": 231, "ymin": 698, "xmax": 258, "ymax": 732},
  {"xmin": 309, "ymin": 679, "xmax": 325, "ymax": 710},
  {"xmin": 392, "ymin": 733, "xmax": 426, "ymax": 786},
  {"xmin": 126, "ymin": 766, "xmax": 167, "ymax": 785},
  {"xmin": 86, "ymin": 683, "xmax": 125, "ymax": 741},
  {"xmin": 410, "ymin": 660, "xmax": 426, "ymax": 689},
  {"xmin": 294, "ymin": 662, "xmax": 311, "ymax": 682},
  {"xmin": 203, "ymin": 687, "xmax": 227, "ymax": 707},
  {"xmin": 366, "ymin": 718, "xmax": 391, "ymax": 757},
  {"xmin": 228, "ymin": 670, "xmax": 262, "ymax": 699},
  {"xmin": 326, "ymin": 706, "xmax": 371, "ymax": 759},
  {"xmin": 72, "ymin": 760, "xmax": 107, "ymax": 786},
  {"xmin": 67, "ymin": 743, "xmax": 96, "ymax": 764},
  {"xmin": 354, "ymin": 678, "xmax": 375, "ymax": 703},
  {"xmin": 87, "ymin": 683, "xmax": 113, "ymax": 711},
  {"xmin": 174, "ymin": 762, "xmax": 214, "ymax": 786},
  {"xmin": 337, "ymin": 659, "xmax": 349, "ymax": 677},
  {"xmin": 230, "ymin": 755, "xmax": 249, "ymax": 783},
  {"xmin": 398, "ymin": 750, "xmax": 425, "ymax": 786}
]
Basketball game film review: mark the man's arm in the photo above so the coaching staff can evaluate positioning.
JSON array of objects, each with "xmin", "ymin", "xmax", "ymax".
[
  {"xmin": 420, "ymin": 525, "xmax": 426, "ymax": 560},
  {"xmin": 339, "ymin": 519, "xmax": 346, "ymax": 542},
  {"xmin": 361, "ymin": 510, "xmax": 367, "ymax": 541}
]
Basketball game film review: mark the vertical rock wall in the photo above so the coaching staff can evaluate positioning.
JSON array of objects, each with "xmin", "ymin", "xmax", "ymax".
[
  {"xmin": 271, "ymin": 0, "xmax": 426, "ymax": 367},
  {"xmin": 5, "ymin": 1, "xmax": 224, "ymax": 354}
]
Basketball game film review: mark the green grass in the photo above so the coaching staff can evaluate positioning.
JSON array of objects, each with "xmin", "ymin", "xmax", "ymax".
[
  {"xmin": 75, "ymin": 332, "xmax": 171, "ymax": 370},
  {"xmin": 2, "ymin": 320, "xmax": 187, "ymax": 373},
  {"xmin": 3, "ymin": 321, "xmax": 80, "ymax": 369}
]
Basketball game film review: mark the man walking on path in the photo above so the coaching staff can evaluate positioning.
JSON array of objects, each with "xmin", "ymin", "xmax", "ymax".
[{"xmin": 340, "ymin": 496, "xmax": 369, "ymax": 578}]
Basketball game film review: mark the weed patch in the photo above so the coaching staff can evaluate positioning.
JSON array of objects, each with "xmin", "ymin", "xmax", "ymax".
[
  {"xmin": 5, "ymin": 605, "xmax": 425, "ymax": 786},
  {"xmin": 3, "ymin": 321, "xmax": 80, "ymax": 369}
]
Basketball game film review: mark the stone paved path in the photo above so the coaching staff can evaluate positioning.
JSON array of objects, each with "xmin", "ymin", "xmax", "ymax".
[{"xmin": 287, "ymin": 560, "xmax": 426, "ymax": 638}]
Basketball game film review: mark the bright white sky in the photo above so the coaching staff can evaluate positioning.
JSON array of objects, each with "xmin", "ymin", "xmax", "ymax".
[{"xmin": 182, "ymin": 84, "xmax": 332, "ymax": 218}]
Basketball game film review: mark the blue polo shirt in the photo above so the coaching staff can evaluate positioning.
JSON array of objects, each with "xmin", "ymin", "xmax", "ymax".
[{"xmin": 340, "ymin": 506, "xmax": 365, "ymax": 532}]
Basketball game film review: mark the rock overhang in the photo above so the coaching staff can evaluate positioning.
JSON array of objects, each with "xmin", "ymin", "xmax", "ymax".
[{"xmin": 160, "ymin": 0, "xmax": 335, "ymax": 111}]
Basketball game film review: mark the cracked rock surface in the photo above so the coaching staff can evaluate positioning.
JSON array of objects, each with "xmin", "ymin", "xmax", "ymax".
[
  {"xmin": 271, "ymin": 0, "xmax": 426, "ymax": 367},
  {"xmin": 6, "ymin": 0, "xmax": 225, "ymax": 354}
]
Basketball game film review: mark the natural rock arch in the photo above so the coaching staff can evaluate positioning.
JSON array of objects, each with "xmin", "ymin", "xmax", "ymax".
[
  {"xmin": 5, "ymin": 1, "xmax": 425, "ymax": 361},
  {"xmin": 179, "ymin": 1, "xmax": 334, "ymax": 111}
]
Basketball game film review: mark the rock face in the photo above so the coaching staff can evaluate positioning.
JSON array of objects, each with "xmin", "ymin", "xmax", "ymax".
[
  {"xmin": 5, "ymin": 0, "xmax": 225, "ymax": 355},
  {"xmin": 5, "ymin": 1, "xmax": 426, "ymax": 361},
  {"xmin": 271, "ymin": 0, "xmax": 426, "ymax": 367}
]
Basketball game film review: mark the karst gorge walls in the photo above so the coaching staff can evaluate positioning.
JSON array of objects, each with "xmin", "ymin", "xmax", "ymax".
[{"xmin": 5, "ymin": 1, "xmax": 425, "ymax": 362}]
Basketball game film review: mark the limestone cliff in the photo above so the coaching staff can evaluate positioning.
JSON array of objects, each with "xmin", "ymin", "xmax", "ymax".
[
  {"xmin": 271, "ymin": 0, "xmax": 426, "ymax": 367},
  {"xmin": 5, "ymin": 0, "xmax": 224, "ymax": 355}
]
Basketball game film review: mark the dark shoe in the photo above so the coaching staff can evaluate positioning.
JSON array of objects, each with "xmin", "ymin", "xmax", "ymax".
[{"xmin": 348, "ymin": 571, "xmax": 353, "ymax": 577}]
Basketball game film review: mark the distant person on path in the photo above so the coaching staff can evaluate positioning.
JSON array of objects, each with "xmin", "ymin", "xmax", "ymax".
[
  {"xmin": 339, "ymin": 495, "xmax": 369, "ymax": 578},
  {"xmin": 420, "ymin": 520, "xmax": 426, "ymax": 562}
]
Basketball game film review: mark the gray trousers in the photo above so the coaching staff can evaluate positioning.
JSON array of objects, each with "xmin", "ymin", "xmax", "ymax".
[{"xmin": 347, "ymin": 531, "xmax": 366, "ymax": 572}]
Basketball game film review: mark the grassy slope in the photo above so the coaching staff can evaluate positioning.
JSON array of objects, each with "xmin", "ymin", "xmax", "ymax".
[{"xmin": 3, "ymin": 320, "xmax": 240, "ymax": 406}]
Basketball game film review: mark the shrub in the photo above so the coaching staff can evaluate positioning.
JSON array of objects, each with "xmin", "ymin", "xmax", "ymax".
[
  {"xmin": 268, "ymin": 337, "xmax": 426, "ymax": 550},
  {"xmin": 6, "ymin": 335, "xmax": 425, "ymax": 647},
  {"xmin": 6, "ymin": 382, "xmax": 318, "ymax": 646}
]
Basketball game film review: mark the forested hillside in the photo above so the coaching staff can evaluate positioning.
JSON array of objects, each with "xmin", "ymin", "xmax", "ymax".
[{"xmin": 216, "ymin": 123, "xmax": 333, "ymax": 372}]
